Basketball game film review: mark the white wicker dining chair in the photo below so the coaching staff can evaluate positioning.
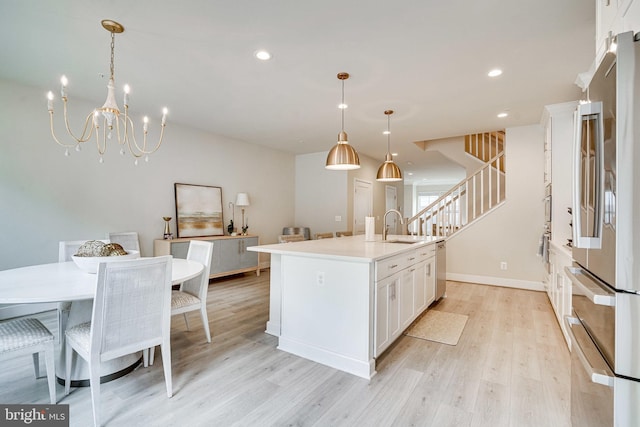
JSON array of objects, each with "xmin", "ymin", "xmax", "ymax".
[
  {"xmin": 107, "ymin": 231, "xmax": 141, "ymax": 253},
  {"xmin": 64, "ymin": 256, "xmax": 173, "ymax": 427},
  {"xmin": 57, "ymin": 240, "xmax": 109, "ymax": 343},
  {"xmin": 149, "ymin": 240, "xmax": 213, "ymax": 366},
  {"xmin": 0, "ymin": 317, "xmax": 57, "ymax": 404},
  {"xmin": 172, "ymin": 240, "xmax": 214, "ymax": 338}
]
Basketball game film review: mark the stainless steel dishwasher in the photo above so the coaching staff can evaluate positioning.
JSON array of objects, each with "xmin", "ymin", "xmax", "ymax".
[{"xmin": 435, "ymin": 240, "xmax": 446, "ymax": 300}]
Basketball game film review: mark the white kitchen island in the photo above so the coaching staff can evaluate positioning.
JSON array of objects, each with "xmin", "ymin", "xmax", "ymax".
[{"xmin": 248, "ymin": 234, "xmax": 440, "ymax": 380}]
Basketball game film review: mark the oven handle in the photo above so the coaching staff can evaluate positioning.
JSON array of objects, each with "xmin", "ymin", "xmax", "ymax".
[
  {"xmin": 565, "ymin": 316, "xmax": 615, "ymax": 387},
  {"xmin": 564, "ymin": 266, "xmax": 616, "ymax": 306}
]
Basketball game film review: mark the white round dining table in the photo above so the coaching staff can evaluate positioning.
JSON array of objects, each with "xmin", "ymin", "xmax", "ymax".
[
  {"xmin": 0, "ymin": 257, "xmax": 204, "ymax": 385},
  {"xmin": 0, "ymin": 257, "xmax": 204, "ymax": 303}
]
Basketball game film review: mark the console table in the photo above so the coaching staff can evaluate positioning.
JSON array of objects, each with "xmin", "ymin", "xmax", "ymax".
[{"xmin": 154, "ymin": 235, "xmax": 260, "ymax": 279}]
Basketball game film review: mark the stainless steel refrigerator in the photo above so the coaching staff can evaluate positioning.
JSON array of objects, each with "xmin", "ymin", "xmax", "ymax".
[{"xmin": 565, "ymin": 30, "xmax": 640, "ymax": 426}]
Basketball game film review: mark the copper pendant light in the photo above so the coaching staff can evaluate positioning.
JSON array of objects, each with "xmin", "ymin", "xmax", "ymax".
[
  {"xmin": 376, "ymin": 110, "xmax": 402, "ymax": 181},
  {"xmin": 326, "ymin": 72, "xmax": 360, "ymax": 170}
]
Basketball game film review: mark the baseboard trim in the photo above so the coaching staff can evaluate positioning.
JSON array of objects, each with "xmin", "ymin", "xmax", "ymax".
[{"xmin": 446, "ymin": 273, "xmax": 544, "ymax": 292}]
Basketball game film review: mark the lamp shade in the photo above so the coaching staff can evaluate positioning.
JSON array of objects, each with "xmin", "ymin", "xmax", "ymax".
[
  {"xmin": 376, "ymin": 154, "xmax": 403, "ymax": 182},
  {"xmin": 376, "ymin": 109, "xmax": 402, "ymax": 181},
  {"xmin": 235, "ymin": 193, "xmax": 250, "ymax": 207},
  {"xmin": 326, "ymin": 133, "xmax": 360, "ymax": 170}
]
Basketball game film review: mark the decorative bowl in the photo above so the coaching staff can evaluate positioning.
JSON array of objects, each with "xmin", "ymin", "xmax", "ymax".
[{"xmin": 72, "ymin": 250, "xmax": 140, "ymax": 273}]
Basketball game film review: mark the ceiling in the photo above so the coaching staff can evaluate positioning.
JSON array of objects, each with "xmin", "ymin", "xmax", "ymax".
[{"xmin": 0, "ymin": 1, "xmax": 595, "ymax": 183}]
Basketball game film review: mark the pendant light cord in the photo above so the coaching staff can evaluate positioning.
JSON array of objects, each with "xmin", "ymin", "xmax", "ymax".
[
  {"xmin": 387, "ymin": 114, "xmax": 391, "ymax": 153},
  {"xmin": 341, "ymin": 79, "xmax": 345, "ymax": 132}
]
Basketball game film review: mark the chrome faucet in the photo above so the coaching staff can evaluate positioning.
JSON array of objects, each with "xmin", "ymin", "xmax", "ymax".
[{"xmin": 383, "ymin": 209, "xmax": 404, "ymax": 241}]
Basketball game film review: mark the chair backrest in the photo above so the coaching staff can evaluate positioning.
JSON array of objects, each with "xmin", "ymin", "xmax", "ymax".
[
  {"xmin": 315, "ymin": 232, "xmax": 334, "ymax": 240},
  {"xmin": 58, "ymin": 240, "xmax": 109, "ymax": 262},
  {"xmin": 107, "ymin": 232, "xmax": 141, "ymax": 253},
  {"xmin": 91, "ymin": 256, "xmax": 172, "ymax": 361},
  {"xmin": 278, "ymin": 234, "xmax": 305, "ymax": 243},
  {"xmin": 336, "ymin": 231, "xmax": 353, "ymax": 237},
  {"xmin": 181, "ymin": 240, "xmax": 214, "ymax": 300}
]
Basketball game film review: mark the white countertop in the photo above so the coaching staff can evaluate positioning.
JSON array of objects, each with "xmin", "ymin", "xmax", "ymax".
[
  {"xmin": 549, "ymin": 240, "xmax": 573, "ymax": 259},
  {"xmin": 247, "ymin": 234, "xmax": 439, "ymax": 263}
]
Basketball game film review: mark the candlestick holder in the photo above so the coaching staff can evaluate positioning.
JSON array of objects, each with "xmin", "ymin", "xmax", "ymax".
[{"xmin": 163, "ymin": 216, "xmax": 173, "ymax": 239}]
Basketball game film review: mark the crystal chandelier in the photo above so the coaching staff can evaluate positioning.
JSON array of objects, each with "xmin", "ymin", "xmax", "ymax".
[{"xmin": 46, "ymin": 20, "xmax": 167, "ymax": 165}]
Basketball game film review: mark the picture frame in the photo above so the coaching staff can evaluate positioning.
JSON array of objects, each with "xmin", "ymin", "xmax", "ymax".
[{"xmin": 174, "ymin": 183, "xmax": 224, "ymax": 237}]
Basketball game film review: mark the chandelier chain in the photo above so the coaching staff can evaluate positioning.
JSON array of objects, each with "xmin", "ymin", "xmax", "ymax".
[{"xmin": 110, "ymin": 31, "xmax": 116, "ymax": 81}]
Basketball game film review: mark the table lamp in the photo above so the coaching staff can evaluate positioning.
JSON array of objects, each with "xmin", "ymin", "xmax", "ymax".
[{"xmin": 235, "ymin": 193, "xmax": 250, "ymax": 235}]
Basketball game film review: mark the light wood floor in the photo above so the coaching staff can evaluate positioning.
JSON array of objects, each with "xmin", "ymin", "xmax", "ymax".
[{"xmin": 0, "ymin": 273, "xmax": 571, "ymax": 426}]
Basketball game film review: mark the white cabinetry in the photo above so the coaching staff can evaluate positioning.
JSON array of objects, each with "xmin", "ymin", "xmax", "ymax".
[
  {"xmin": 548, "ymin": 243, "xmax": 573, "ymax": 348},
  {"xmin": 541, "ymin": 102, "xmax": 577, "ymax": 245},
  {"xmin": 375, "ymin": 274, "xmax": 401, "ymax": 356},
  {"xmin": 374, "ymin": 243, "xmax": 436, "ymax": 357},
  {"xmin": 596, "ymin": 0, "xmax": 637, "ymax": 66},
  {"xmin": 622, "ymin": 0, "xmax": 640, "ymax": 32},
  {"xmin": 542, "ymin": 102, "xmax": 577, "ymax": 350}
]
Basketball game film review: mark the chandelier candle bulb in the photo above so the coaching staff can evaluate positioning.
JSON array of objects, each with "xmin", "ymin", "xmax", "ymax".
[
  {"xmin": 47, "ymin": 92, "xmax": 53, "ymax": 111},
  {"xmin": 143, "ymin": 116, "xmax": 149, "ymax": 133},
  {"xmin": 60, "ymin": 75, "xmax": 67, "ymax": 98},
  {"xmin": 123, "ymin": 85, "xmax": 130, "ymax": 106}
]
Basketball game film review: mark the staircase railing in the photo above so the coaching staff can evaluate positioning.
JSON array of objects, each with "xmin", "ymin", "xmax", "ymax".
[
  {"xmin": 465, "ymin": 131, "xmax": 505, "ymax": 173},
  {"xmin": 407, "ymin": 150, "xmax": 505, "ymax": 237}
]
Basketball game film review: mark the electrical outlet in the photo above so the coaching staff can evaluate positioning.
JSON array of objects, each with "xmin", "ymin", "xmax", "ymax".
[
  {"xmin": 500, "ymin": 261, "xmax": 507, "ymax": 270},
  {"xmin": 335, "ymin": 216, "xmax": 341, "ymax": 222},
  {"xmin": 316, "ymin": 271, "xmax": 325, "ymax": 286}
]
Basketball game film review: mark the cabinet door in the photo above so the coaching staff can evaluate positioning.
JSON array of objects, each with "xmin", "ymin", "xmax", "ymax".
[
  {"xmin": 400, "ymin": 267, "xmax": 415, "ymax": 329},
  {"xmin": 212, "ymin": 239, "xmax": 240, "ymax": 274},
  {"xmin": 425, "ymin": 256, "xmax": 436, "ymax": 306},
  {"xmin": 239, "ymin": 236, "xmax": 259, "ymax": 268},
  {"xmin": 413, "ymin": 260, "xmax": 427, "ymax": 314},
  {"xmin": 168, "ymin": 241, "xmax": 190, "ymax": 259},
  {"xmin": 375, "ymin": 274, "xmax": 400, "ymax": 357}
]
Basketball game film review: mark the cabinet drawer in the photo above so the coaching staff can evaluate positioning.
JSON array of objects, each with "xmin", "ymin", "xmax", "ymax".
[
  {"xmin": 376, "ymin": 254, "xmax": 408, "ymax": 281},
  {"xmin": 403, "ymin": 250, "xmax": 419, "ymax": 267},
  {"xmin": 415, "ymin": 244, "xmax": 436, "ymax": 263}
]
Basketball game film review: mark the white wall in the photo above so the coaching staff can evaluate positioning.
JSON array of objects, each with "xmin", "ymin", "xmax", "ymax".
[
  {"xmin": 294, "ymin": 152, "xmax": 348, "ymax": 235},
  {"xmin": 446, "ymin": 124, "xmax": 546, "ymax": 289},
  {"xmin": 295, "ymin": 152, "xmax": 404, "ymax": 236},
  {"xmin": 0, "ymin": 79, "xmax": 295, "ymax": 269}
]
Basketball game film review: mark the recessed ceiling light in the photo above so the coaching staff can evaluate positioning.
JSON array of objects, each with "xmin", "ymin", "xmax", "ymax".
[
  {"xmin": 391, "ymin": 152, "xmax": 398, "ymax": 157},
  {"xmin": 408, "ymin": 172, "xmax": 413, "ymax": 176},
  {"xmin": 383, "ymin": 130, "xmax": 390, "ymax": 135},
  {"xmin": 488, "ymin": 69, "xmax": 502, "ymax": 77},
  {"xmin": 497, "ymin": 112, "xmax": 508, "ymax": 118},
  {"xmin": 255, "ymin": 50, "xmax": 272, "ymax": 60}
]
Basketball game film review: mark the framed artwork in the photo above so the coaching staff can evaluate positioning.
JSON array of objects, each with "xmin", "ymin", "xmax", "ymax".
[{"xmin": 174, "ymin": 183, "xmax": 224, "ymax": 237}]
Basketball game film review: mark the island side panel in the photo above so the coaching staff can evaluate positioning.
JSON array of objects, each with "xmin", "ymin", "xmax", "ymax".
[
  {"xmin": 265, "ymin": 253, "xmax": 282, "ymax": 336},
  {"xmin": 277, "ymin": 255, "xmax": 375, "ymax": 379}
]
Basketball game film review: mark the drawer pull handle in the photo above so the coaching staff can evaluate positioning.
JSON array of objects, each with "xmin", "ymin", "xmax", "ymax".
[{"xmin": 389, "ymin": 264, "xmax": 398, "ymax": 269}]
